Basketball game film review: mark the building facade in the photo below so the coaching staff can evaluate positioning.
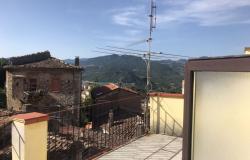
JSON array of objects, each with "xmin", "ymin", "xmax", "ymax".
[
  {"xmin": 4, "ymin": 52, "xmax": 83, "ymax": 113},
  {"xmin": 91, "ymin": 86, "xmax": 143, "ymax": 127}
]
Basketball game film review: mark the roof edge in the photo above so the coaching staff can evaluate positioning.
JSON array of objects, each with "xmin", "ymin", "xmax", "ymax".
[
  {"xmin": 149, "ymin": 92, "xmax": 183, "ymax": 98},
  {"xmin": 188, "ymin": 54, "xmax": 250, "ymax": 61}
]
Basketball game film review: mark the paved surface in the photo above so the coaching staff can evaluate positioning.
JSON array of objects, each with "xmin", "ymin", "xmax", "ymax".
[{"xmin": 98, "ymin": 134, "xmax": 182, "ymax": 160}]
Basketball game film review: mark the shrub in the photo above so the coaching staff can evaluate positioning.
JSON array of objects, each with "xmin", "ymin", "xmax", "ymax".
[{"xmin": 0, "ymin": 88, "xmax": 6, "ymax": 108}]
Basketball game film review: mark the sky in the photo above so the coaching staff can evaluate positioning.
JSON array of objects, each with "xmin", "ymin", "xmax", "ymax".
[{"xmin": 0, "ymin": 0, "xmax": 250, "ymax": 59}]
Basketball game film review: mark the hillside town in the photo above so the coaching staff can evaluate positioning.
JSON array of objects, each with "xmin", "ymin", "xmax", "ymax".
[
  {"xmin": 0, "ymin": 50, "xmax": 183, "ymax": 159},
  {"xmin": 1, "ymin": 0, "xmax": 250, "ymax": 160}
]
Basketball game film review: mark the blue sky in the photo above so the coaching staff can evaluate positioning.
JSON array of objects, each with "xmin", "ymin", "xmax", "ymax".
[{"xmin": 0, "ymin": 0, "xmax": 250, "ymax": 59}]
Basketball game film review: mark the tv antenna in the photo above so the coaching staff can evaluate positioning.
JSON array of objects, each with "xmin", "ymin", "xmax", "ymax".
[
  {"xmin": 146, "ymin": 0, "xmax": 156, "ymax": 92},
  {"xmin": 144, "ymin": 0, "xmax": 156, "ymax": 133}
]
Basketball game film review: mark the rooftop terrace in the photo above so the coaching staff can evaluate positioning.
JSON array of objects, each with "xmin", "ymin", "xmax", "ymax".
[{"xmin": 98, "ymin": 134, "xmax": 182, "ymax": 160}]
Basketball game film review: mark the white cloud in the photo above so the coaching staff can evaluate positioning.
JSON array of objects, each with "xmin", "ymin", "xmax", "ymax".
[
  {"xmin": 110, "ymin": 0, "xmax": 250, "ymax": 27},
  {"xmin": 124, "ymin": 29, "xmax": 142, "ymax": 36},
  {"xmin": 158, "ymin": 0, "xmax": 250, "ymax": 26},
  {"xmin": 105, "ymin": 6, "xmax": 148, "ymax": 46},
  {"xmin": 110, "ymin": 6, "xmax": 147, "ymax": 27},
  {"xmin": 94, "ymin": 26, "xmax": 148, "ymax": 47}
]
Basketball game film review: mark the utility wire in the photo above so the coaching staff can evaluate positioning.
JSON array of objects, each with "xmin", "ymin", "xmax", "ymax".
[
  {"xmin": 48, "ymin": 95, "xmax": 144, "ymax": 115},
  {"xmin": 94, "ymin": 48, "xmax": 181, "ymax": 59},
  {"xmin": 93, "ymin": 50, "xmax": 181, "ymax": 60},
  {"xmin": 106, "ymin": 45, "xmax": 157, "ymax": 54},
  {"xmin": 97, "ymin": 47, "xmax": 146, "ymax": 56},
  {"xmin": 106, "ymin": 45, "xmax": 190, "ymax": 58},
  {"xmin": 93, "ymin": 50, "xmax": 142, "ymax": 58}
]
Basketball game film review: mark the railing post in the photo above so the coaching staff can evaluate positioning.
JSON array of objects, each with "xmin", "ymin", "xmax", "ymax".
[{"xmin": 12, "ymin": 112, "xmax": 49, "ymax": 160}]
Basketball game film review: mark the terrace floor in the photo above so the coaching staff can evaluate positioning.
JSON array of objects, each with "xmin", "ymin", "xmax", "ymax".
[{"xmin": 97, "ymin": 134, "xmax": 182, "ymax": 160}]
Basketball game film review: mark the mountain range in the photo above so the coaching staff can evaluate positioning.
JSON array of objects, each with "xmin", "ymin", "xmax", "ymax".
[{"xmin": 65, "ymin": 54, "xmax": 186, "ymax": 93}]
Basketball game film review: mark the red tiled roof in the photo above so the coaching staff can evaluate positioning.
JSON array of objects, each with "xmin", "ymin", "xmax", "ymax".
[
  {"xmin": 92, "ymin": 84, "xmax": 139, "ymax": 99},
  {"xmin": 122, "ymin": 87, "xmax": 138, "ymax": 94},
  {"xmin": 149, "ymin": 92, "xmax": 183, "ymax": 98},
  {"xmin": 91, "ymin": 83, "xmax": 119, "ymax": 98},
  {"xmin": 12, "ymin": 112, "xmax": 49, "ymax": 125},
  {"xmin": 104, "ymin": 83, "xmax": 119, "ymax": 90}
]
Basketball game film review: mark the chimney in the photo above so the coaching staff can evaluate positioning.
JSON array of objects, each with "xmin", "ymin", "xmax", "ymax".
[
  {"xmin": 244, "ymin": 47, "xmax": 250, "ymax": 55},
  {"xmin": 75, "ymin": 56, "xmax": 80, "ymax": 66}
]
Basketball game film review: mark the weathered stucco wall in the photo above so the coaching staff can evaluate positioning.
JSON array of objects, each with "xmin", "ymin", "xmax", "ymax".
[
  {"xmin": 149, "ymin": 94, "xmax": 183, "ymax": 136},
  {"xmin": 6, "ymin": 71, "xmax": 23, "ymax": 111},
  {"xmin": 12, "ymin": 113, "xmax": 48, "ymax": 160},
  {"xmin": 6, "ymin": 69, "xmax": 81, "ymax": 112}
]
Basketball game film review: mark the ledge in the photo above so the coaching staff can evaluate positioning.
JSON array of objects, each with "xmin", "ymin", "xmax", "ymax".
[
  {"xmin": 12, "ymin": 112, "xmax": 49, "ymax": 125},
  {"xmin": 149, "ymin": 92, "xmax": 184, "ymax": 99}
]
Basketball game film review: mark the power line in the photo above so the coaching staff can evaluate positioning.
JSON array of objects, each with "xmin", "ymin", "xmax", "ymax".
[
  {"xmin": 156, "ymin": 51, "xmax": 190, "ymax": 58},
  {"xmin": 96, "ymin": 47, "xmax": 146, "ymax": 56},
  {"xmin": 48, "ymin": 95, "xmax": 144, "ymax": 115},
  {"xmin": 93, "ymin": 50, "xmax": 143, "ymax": 58},
  {"xmin": 106, "ymin": 45, "xmax": 155, "ymax": 53},
  {"xmin": 106, "ymin": 46, "xmax": 190, "ymax": 58},
  {"xmin": 96, "ymin": 47, "xmax": 180, "ymax": 59},
  {"xmin": 93, "ymin": 49, "xmax": 181, "ymax": 60}
]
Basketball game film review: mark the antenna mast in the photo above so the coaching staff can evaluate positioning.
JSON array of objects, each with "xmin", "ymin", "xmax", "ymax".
[
  {"xmin": 146, "ymin": 0, "xmax": 156, "ymax": 92},
  {"xmin": 145, "ymin": 0, "xmax": 156, "ymax": 133}
]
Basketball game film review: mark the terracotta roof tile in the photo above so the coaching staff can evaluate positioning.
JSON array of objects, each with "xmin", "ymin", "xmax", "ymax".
[
  {"xmin": 104, "ymin": 83, "xmax": 119, "ymax": 90},
  {"xmin": 12, "ymin": 112, "xmax": 49, "ymax": 125},
  {"xmin": 91, "ymin": 83, "xmax": 119, "ymax": 98},
  {"xmin": 149, "ymin": 92, "xmax": 183, "ymax": 98}
]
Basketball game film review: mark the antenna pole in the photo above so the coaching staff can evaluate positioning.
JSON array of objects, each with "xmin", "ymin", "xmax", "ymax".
[
  {"xmin": 145, "ymin": 0, "xmax": 156, "ymax": 133},
  {"xmin": 146, "ymin": 0, "xmax": 156, "ymax": 92}
]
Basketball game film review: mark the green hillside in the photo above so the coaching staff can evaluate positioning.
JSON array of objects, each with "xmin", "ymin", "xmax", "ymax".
[{"xmin": 74, "ymin": 54, "xmax": 186, "ymax": 93}]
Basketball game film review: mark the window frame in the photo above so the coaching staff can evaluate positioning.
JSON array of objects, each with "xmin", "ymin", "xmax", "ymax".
[{"xmin": 29, "ymin": 78, "xmax": 37, "ymax": 91}]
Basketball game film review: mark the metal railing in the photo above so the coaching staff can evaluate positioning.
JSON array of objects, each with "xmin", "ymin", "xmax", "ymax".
[
  {"xmin": 161, "ymin": 109, "xmax": 183, "ymax": 137},
  {"xmin": 0, "ymin": 118, "xmax": 12, "ymax": 160},
  {"xmin": 47, "ymin": 105, "xmax": 146, "ymax": 160},
  {"xmin": 149, "ymin": 100, "xmax": 183, "ymax": 136},
  {"xmin": 0, "ymin": 110, "xmax": 25, "ymax": 160},
  {"xmin": 0, "ymin": 95, "xmax": 148, "ymax": 160}
]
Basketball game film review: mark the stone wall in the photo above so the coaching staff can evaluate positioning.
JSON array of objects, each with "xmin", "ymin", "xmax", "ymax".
[
  {"xmin": 6, "ymin": 69, "xmax": 81, "ymax": 112},
  {"xmin": 95, "ymin": 89, "xmax": 143, "ymax": 114},
  {"xmin": 6, "ymin": 71, "xmax": 23, "ymax": 111},
  {"xmin": 92, "ymin": 89, "xmax": 143, "ymax": 128}
]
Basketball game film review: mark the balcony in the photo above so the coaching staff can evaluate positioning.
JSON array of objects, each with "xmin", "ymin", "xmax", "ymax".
[
  {"xmin": 22, "ymin": 90, "xmax": 47, "ymax": 104},
  {"xmin": 98, "ymin": 134, "xmax": 182, "ymax": 160}
]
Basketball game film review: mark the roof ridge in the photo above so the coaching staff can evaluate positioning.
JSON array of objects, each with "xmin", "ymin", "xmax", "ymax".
[
  {"xmin": 5, "ymin": 56, "xmax": 83, "ymax": 70},
  {"xmin": 9, "ymin": 51, "xmax": 51, "ymax": 65}
]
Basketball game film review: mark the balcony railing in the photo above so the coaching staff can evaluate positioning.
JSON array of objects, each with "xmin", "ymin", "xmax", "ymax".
[
  {"xmin": 0, "ymin": 116, "xmax": 12, "ymax": 160},
  {"xmin": 47, "ymin": 105, "xmax": 146, "ymax": 160},
  {"xmin": 22, "ymin": 90, "xmax": 47, "ymax": 104}
]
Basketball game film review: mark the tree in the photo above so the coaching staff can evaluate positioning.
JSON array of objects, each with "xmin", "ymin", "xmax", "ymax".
[{"xmin": 0, "ymin": 58, "xmax": 8, "ymax": 88}]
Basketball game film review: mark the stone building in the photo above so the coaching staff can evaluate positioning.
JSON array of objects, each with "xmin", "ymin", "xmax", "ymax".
[
  {"xmin": 4, "ymin": 51, "xmax": 83, "ymax": 113},
  {"xmin": 91, "ymin": 85, "xmax": 144, "ymax": 128}
]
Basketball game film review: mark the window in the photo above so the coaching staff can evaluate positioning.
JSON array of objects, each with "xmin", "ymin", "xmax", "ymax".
[
  {"xmin": 23, "ymin": 79, "xmax": 28, "ymax": 91},
  {"xmin": 50, "ymin": 78, "xmax": 61, "ymax": 92},
  {"xmin": 29, "ymin": 79, "xmax": 37, "ymax": 91}
]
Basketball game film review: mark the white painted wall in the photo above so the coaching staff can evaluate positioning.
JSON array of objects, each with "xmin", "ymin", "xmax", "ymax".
[
  {"xmin": 149, "ymin": 96, "xmax": 183, "ymax": 136},
  {"xmin": 12, "ymin": 120, "xmax": 48, "ymax": 160},
  {"xmin": 192, "ymin": 72, "xmax": 250, "ymax": 160}
]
